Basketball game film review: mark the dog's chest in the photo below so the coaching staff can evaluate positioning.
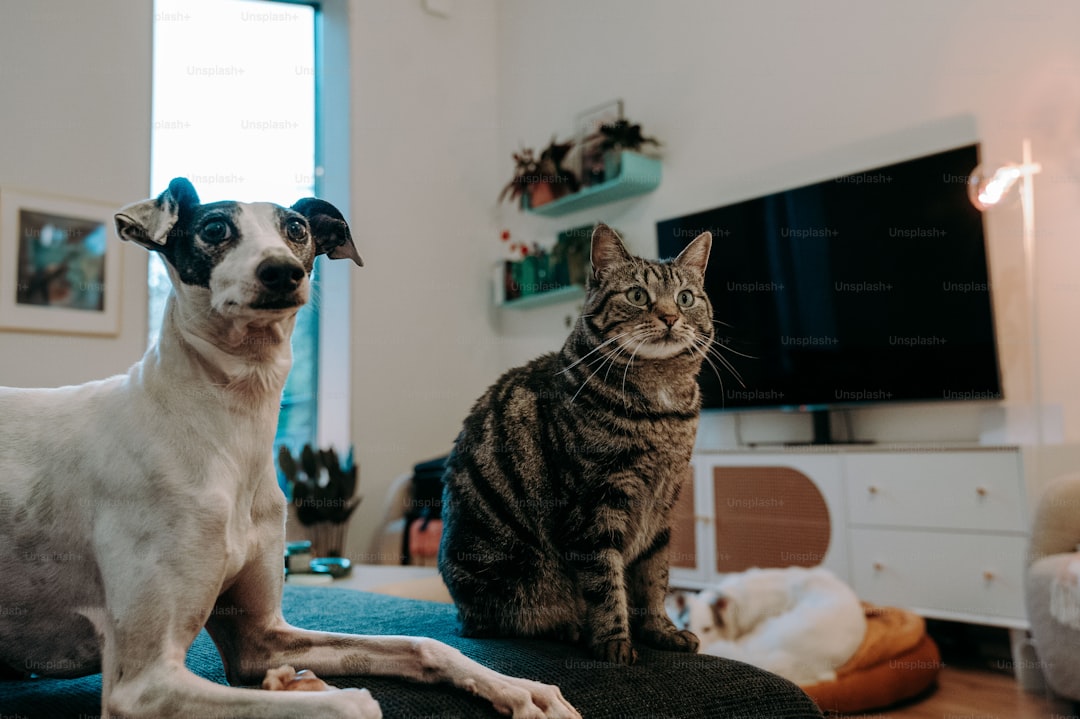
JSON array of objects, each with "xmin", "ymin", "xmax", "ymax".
[{"xmin": 193, "ymin": 451, "xmax": 283, "ymax": 576}]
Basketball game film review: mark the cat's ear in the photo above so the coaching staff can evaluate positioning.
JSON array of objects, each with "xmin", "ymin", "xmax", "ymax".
[
  {"xmin": 673, "ymin": 231, "xmax": 712, "ymax": 276},
  {"xmin": 591, "ymin": 223, "xmax": 633, "ymax": 279}
]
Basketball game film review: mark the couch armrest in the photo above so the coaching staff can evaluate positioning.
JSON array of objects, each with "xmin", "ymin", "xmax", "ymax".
[{"xmin": 1029, "ymin": 473, "xmax": 1080, "ymax": 565}]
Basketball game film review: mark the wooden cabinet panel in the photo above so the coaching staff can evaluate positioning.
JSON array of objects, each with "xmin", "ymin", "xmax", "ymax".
[
  {"xmin": 669, "ymin": 469, "xmax": 697, "ymax": 569},
  {"xmin": 711, "ymin": 466, "xmax": 831, "ymax": 573}
]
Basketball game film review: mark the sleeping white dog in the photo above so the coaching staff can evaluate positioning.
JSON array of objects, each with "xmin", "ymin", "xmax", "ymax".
[{"xmin": 669, "ymin": 566, "xmax": 866, "ymax": 686}]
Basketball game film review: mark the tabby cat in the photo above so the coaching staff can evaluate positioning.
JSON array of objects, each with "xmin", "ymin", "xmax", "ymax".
[{"xmin": 439, "ymin": 223, "xmax": 714, "ymax": 665}]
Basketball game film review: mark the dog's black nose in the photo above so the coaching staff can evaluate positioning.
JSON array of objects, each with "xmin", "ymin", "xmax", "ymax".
[{"xmin": 257, "ymin": 258, "xmax": 305, "ymax": 293}]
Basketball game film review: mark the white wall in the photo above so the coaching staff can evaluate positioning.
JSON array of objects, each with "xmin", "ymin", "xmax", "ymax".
[
  {"xmin": 0, "ymin": 0, "xmax": 152, "ymax": 387},
  {"xmin": 344, "ymin": 0, "xmax": 502, "ymax": 557},
  {"xmin": 7, "ymin": 1, "xmax": 1079, "ymax": 559},
  {"xmin": 493, "ymin": 0, "xmax": 1080, "ymax": 447}
]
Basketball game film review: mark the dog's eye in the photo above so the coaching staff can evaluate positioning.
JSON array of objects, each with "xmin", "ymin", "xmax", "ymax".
[
  {"xmin": 677, "ymin": 289, "xmax": 695, "ymax": 308},
  {"xmin": 202, "ymin": 220, "xmax": 231, "ymax": 243},
  {"xmin": 286, "ymin": 219, "xmax": 308, "ymax": 242}
]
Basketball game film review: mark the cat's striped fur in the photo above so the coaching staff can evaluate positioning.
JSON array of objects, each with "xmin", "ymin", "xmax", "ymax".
[{"xmin": 439, "ymin": 224, "xmax": 713, "ymax": 665}]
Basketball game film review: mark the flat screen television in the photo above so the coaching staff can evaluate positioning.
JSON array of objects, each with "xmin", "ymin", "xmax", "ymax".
[{"xmin": 656, "ymin": 143, "xmax": 1002, "ymax": 443}]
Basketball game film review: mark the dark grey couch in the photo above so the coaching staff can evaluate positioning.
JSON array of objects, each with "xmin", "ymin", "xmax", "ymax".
[{"xmin": 0, "ymin": 586, "xmax": 823, "ymax": 718}]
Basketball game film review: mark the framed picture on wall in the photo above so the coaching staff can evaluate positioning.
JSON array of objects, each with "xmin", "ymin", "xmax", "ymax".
[{"xmin": 0, "ymin": 188, "xmax": 122, "ymax": 335}]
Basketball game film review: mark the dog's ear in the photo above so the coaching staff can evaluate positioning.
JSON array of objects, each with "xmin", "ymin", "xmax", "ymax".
[
  {"xmin": 114, "ymin": 177, "xmax": 200, "ymax": 252},
  {"xmin": 711, "ymin": 594, "xmax": 730, "ymax": 629},
  {"xmin": 291, "ymin": 198, "xmax": 363, "ymax": 267}
]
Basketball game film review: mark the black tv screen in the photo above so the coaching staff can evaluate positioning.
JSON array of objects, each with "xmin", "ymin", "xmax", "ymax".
[{"xmin": 656, "ymin": 143, "xmax": 1002, "ymax": 411}]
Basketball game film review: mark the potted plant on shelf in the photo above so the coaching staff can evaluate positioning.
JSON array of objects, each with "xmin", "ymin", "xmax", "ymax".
[
  {"xmin": 498, "ymin": 138, "xmax": 580, "ymax": 210},
  {"xmin": 596, "ymin": 118, "xmax": 661, "ymax": 182},
  {"xmin": 278, "ymin": 444, "xmax": 361, "ymax": 559}
]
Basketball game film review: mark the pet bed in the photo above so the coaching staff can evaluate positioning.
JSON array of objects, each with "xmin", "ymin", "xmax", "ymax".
[{"xmin": 802, "ymin": 603, "xmax": 940, "ymax": 714}]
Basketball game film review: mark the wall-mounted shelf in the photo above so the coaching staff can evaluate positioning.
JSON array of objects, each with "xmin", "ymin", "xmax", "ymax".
[
  {"xmin": 525, "ymin": 151, "xmax": 661, "ymax": 217},
  {"xmin": 498, "ymin": 284, "xmax": 585, "ymax": 310}
]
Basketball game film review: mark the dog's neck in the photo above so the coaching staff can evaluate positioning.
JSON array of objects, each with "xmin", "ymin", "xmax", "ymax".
[{"xmin": 147, "ymin": 291, "xmax": 297, "ymax": 408}]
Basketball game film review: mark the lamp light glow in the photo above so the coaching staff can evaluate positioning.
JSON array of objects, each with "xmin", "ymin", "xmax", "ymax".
[{"xmin": 968, "ymin": 160, "xmax": 1041, "ymax": 210}]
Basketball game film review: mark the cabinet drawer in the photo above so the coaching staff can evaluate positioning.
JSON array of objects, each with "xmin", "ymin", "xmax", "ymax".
[
  {"xmin": 845, "ymin": 452, "xmax": 1024, "ymax": 532},
  {"xmin": 848, "ymin": 528, "xmax": 1027, "ymax": 621}
]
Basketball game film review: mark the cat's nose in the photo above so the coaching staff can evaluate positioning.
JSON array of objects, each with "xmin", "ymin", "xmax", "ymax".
[{"xmin": 659, "ymin": 314, "xmax": 679, "ymax": 328}]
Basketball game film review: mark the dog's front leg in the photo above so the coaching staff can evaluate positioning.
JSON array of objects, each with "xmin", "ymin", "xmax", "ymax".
[
  {"xmin": 241, "ymin": 626, "xmax": 581, "ymax": 719},
  {"xmin": 94, "ymin": 518, "xmax": 381, "ymax": 719},
  {"xmin": 211, "ymin": 555, "xmax": 581, "ymax": 719}
]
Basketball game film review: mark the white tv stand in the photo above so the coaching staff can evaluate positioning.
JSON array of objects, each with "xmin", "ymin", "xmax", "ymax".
[{"xmin": 670, "ymin": 443, "xmax": 1080, "ymax": 633}]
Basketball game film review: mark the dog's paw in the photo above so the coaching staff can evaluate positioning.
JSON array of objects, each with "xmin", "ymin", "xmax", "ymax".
[
  {"xmin": 324, "ymin": 688, "xmax": 382, "ymax": 719},
  {"xmin": 481, "ymin": 676, "xmax": 582, "ymax": 719},
  {"xmin": 261, "ymin": 664, "xmax": 335, "ymax": 691},
  {"xmin": 592, "ymin": 638, "xmax": 637, "ymax": 666}
]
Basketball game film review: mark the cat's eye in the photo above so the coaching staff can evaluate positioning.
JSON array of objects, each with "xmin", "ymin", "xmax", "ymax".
[
  {"xmin": 201, "ymin": 220, "xmax": 231, "ymax": 243},
  {"xmin": 285, "ymin": 219, "xmax": 308, "ymax": 241},
  {"xmin": 677, "ymin": 289, "xmax": 696, "ymax": 308},
  {"xmin": 626, "ymin": 287, "xmax": 649, "ymax": 306}
]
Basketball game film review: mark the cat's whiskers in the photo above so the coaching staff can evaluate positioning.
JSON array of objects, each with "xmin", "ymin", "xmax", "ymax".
[
  {"xmin": 713, "ymin": 339, "xmax": 757, "ymax": 361},
  {"xmin": 569, "ymin": 329, "xmax": 647, "ymax": 405},
  {"xmin": 569, "ymin": 347, "xmax": 623, "ymax": 405},
  {"xmin": 605, "ymin": 329, "xmax": 651, "ymax": 386},
  {"xmin": 691, "ymin": 335, "xmax": 746, "ymax": 390},
  {"xmin": 690, "ymin": 338, "xmax": 728, "ymax": 399},
  {"xmin": 620, "ymin": 334, "xmax": 652, "ymax": 406},
  {"xmin": 708, "ymin": 338, "xmax": 751, "ymax": 381},
  {"xmin": 558, "ymin": 331, "xmax": 632, "ymax": 375},
  {"xmin": 709, "ymin": 320, "xmax": 757, "ymax": 360}
]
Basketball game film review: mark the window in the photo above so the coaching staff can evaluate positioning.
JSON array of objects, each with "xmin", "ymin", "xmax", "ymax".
[{"xmin": 151, "ymin": 0, "xmax": 320, "ymax": 460}]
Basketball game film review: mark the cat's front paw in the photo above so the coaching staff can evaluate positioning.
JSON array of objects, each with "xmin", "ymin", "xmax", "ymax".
[
  {"xmin": 545, "ymin": 622, "xmax": 582, "ymax": 644},
  {"xmin": 637, "ymin": 625, "xmax": 700, "ymax": 653},
  {"xmin": 592, "ymin": 638, "xmax": 638, "ymax": 666},
  {"xmin": 661, "ymin": 629, "xmax": 700, "ymax": 653}
]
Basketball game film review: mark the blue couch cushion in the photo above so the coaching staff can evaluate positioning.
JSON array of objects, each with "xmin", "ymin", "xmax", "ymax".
[{"xmin": 0, "ymin": 585, "xmax": 822, "ymax": 718}]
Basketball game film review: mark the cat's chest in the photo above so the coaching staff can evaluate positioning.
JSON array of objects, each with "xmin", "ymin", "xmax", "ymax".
[{"xmin": 654, "ymin": 386, "xmax": 679, "ymax": 411}]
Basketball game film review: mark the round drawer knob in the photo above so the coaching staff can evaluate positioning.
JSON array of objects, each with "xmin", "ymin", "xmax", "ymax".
[
  {"xmin": 873, "ymin": 562, "xmax": 885, "ymax": 572},
  {"xmin": 983, "ymin": 570, "xmax": 996, "ymax": 582},
  {"xmin": 976, "ymin": 486, "xmax": 988, "ymax": 498},
  {"xmin": 868, "ymin": 486, "xmax": 879, "ymax": 495}
]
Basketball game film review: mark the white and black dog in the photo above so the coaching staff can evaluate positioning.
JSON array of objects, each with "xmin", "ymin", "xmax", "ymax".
[{"xmin": 0, "ymin": 178, "xmax": 578, "ymax": 719}]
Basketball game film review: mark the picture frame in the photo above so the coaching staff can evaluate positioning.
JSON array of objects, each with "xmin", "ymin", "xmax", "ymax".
[
  {"xmin": 574, "ymin": 98, "xmax": 624, "ymax": 188},
  {"xmin": 0, "ymin": 187, "xmax": 122, "ymax": 336}
]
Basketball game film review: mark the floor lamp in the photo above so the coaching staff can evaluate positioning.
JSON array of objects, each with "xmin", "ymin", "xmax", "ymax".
[{"xmin": 967, "ymin": 139, "xmax": 1043, "ymax": 445}]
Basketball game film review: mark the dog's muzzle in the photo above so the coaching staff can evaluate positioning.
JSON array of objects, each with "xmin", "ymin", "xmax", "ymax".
[{"xmin": 252, "ymin": 257, "xmax": 307, "ymax": 309}]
